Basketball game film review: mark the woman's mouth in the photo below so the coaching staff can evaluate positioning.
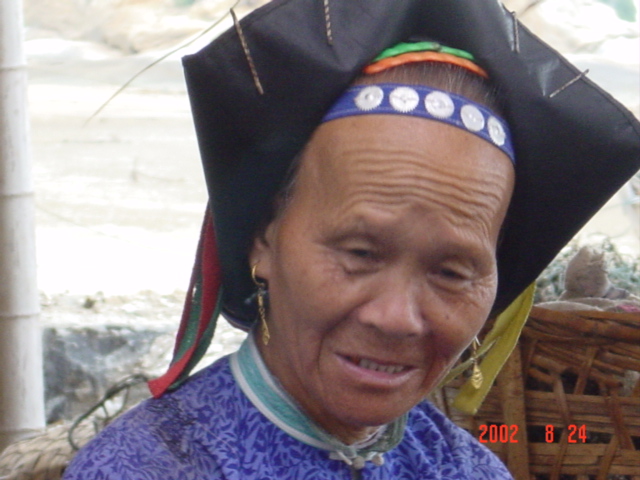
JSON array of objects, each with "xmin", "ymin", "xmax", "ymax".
[{"xmin": 346, "ymin": 356, "xmax": 410, "ymax": 375}]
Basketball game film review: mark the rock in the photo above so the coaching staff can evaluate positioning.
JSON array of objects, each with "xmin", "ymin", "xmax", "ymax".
[
  {"xmin": 99, "ymin": 6, "xmax": 210, "ymax": 53},
  {"xmin": 43, "ymin": 325, "xmax": 172, "ymax": 424},
  {"xmin": 504, "ymin": 0, "xmax": 639, "ymax": 56},
  {"xmin": 560, "ymin": 246, "xmax": 611, "ymax": 299},
  {"xmin": 38, "ymin": 291, "xmax": 246, "ymax": 425},
  {"xmin": 23, "ymin": 0, "xmax": 267, "ymax": 53},
  {"xmin": 559, "ymin": 246, "xmax": 638, "ymax": 301}
]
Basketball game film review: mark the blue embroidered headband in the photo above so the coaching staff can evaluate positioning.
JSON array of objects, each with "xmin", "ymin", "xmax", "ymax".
[{"xmin": 322, "ymin": 83, "xmax": 515, "ymax": 164}]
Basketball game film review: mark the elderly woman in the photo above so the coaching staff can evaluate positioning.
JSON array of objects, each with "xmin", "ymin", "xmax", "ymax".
[{"xmin": 63, "ymin": 0, "xmax": 640, "ymax": 478}]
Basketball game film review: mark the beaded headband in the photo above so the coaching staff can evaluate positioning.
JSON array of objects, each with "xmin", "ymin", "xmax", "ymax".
[{"xmin": 322, "ymin": 83, "xmax": 515, "ymax": 164}]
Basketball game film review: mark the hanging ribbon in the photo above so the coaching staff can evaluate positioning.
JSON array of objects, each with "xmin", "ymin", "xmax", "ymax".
[{"xmin": 148, "ymin": 207, "xmax": 223, "ymax": 398}]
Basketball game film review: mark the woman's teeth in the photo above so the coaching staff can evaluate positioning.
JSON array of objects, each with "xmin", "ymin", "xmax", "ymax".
[{"xmin": 357, "ymin": 358, "xmax": 405, "ymax": 374}]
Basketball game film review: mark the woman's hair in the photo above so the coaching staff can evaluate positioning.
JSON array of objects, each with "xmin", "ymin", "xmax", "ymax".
[
  {"xmin": 356, "ymin": 61, "xmax": 503, "ymax": 113},
  {"xmin": 256, "ymin": 61, "xmax": 504, "ymax": 235}
]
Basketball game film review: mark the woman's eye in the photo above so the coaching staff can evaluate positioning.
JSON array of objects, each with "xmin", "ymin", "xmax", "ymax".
[
  {"xmin": 337, "ymin": 245, "xmax": 380, "ymax": 274},
  {"xmin": 439, "ymin": 267, "xmax": 466, "ymax": 280},
  {"xmin": 348, "ymin": 248, "xmax": 373, "ymax": 259},
  {"xmin": 432, "ymin": 263, "xmax": 476, "ymax": 290}
]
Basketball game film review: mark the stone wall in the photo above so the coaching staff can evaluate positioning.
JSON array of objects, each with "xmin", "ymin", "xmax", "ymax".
[
  {"xmin": 38, "ymin": 292, "xmax": 246, "ymax": 424},
  {"xmin": 43, "ymin": 325, "xmax": 172, "ymax": 423}
]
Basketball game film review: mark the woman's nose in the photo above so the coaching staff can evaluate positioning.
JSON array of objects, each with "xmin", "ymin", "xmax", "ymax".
[{"xmin": 354, "ymin": 275, "xmax": 427, "ymax": 338}]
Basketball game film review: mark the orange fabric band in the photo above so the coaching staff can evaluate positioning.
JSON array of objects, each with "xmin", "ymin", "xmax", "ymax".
[{"xmin": 364, "ymin": 51, "xmax": 489, "ymax": 78}]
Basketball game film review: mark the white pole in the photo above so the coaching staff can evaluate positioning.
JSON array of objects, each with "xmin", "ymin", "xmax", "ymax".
[{"xmin": 0, "ymin": 0, "xmax": 46, "ymax": 452}]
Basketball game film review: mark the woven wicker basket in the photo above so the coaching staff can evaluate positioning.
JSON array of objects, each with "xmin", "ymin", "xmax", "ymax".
[
  {"xmin": 0, "ymin": 423, "xmax": 95, "ymax": 480},
  {"xmin": 432, "ymin": 306, "xmax": 640, "ymax": 480},
  {"xmin": 0, "ymin": 374, "xmax": 144, "ymax": 480}
]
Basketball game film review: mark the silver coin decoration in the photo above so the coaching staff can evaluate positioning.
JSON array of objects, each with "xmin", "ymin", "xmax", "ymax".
[
  {"xmin": 354, "ymin": 86, "xmax": 384, "ymax": 111},
  {"xmin": 389, "ymin": 87, "xmax": 420, "ymax": 113},
  {"xmin": 461, "ymin": 104, "xmax": 485, "ymax": 132},
  {"xmin": 425, "ymin": 91, "xmax": 455, "ymax": 119},
  {"xmin": 325, "ymin": 85, "xmax": 514, "ymax": 164},
  {"xmin": 487, "ymin": 116, "xmax": 506, "ymax": 146}
]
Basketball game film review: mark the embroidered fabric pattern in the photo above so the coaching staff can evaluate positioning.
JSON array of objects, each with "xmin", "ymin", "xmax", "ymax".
[
  {"xmin": 322, "ymin": 83, "xmax": 515, "ymax": 164},
  {"xmin": 63, "ymin": 355, "xmax": 513, "ymax": 479}
]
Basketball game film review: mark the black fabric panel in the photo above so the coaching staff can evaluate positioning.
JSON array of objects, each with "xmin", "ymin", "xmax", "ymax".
[{"xmin": 183, "ymin": 0, "xmax": 640, "ymax": 324}]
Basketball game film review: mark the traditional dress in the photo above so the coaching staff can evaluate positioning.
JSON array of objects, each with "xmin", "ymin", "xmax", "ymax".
[{"xmin": 64, "ymin": 334, "xmax": 512, "ymax": 479}]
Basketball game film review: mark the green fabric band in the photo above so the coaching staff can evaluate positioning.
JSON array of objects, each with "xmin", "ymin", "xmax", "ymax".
[{"xmin": 372, "ymin": 41, "xmax": 476, "ymax": 62}]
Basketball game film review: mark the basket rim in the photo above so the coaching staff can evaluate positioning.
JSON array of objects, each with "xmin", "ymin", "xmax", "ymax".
[{"xmin": 526, "ymin": 306, "xmax": 640, "ymax": 343}]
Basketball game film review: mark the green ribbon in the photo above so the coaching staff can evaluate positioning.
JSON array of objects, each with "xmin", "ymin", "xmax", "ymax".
[{"xmin": 372, "ymin": 41, "xmax": 476, "ymax": 63}]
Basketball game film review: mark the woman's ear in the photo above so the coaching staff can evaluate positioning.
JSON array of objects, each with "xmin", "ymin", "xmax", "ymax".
[{"xmin": 249, "ymin": 221, "xmax": 277, "ymax": 281}]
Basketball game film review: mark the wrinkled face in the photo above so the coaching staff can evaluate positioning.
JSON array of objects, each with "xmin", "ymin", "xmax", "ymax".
[{"xmin": 250, "ymin": 115, "xmax": 514, "ymax": 443}]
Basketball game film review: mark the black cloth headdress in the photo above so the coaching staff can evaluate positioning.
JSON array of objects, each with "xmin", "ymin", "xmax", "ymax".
[{"xmin": 148, "ymin": 0, "xmax": 640, "ymax": 396}]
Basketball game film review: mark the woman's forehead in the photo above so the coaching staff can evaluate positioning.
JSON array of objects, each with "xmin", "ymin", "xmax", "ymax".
[
  {"xmin": 294, "ymin": 115, "xmax": 514, "ymax": 231},
  {"xmin": 303, "ymin": 115, "xmax": 514, "ymax": 189}
]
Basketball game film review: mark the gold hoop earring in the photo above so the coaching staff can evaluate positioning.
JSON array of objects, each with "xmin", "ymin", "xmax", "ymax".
[
  {"xmin": 470, "ymin": 337, "xmax": 483, "ymax": 389},
  {"xmin": 251, "ymin": 263, "xmax": 270, "ymax": 346}
]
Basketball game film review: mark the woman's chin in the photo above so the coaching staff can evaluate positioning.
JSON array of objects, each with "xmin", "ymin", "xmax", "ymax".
[{"xmin": 315, "ymin": 391, "xmax": 413, "ymax": 442}]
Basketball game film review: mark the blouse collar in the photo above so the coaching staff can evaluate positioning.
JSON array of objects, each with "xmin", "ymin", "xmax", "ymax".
[{"xmin": 230, "ymin": 332, "xmax": 407, "ymax": 469}]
